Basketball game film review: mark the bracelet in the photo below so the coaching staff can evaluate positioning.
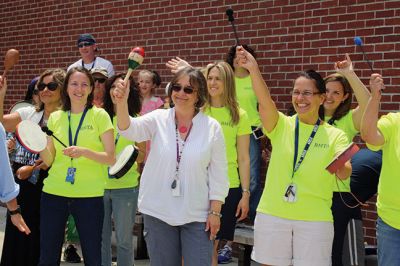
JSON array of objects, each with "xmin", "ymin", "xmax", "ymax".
[
  {"xmin": 242, "ymin": 189, "xmax": 251, "ymax": 196},
  {"xmin": 7, "ymin": 206, "xmax": 21, "ymax": 216},
  {"xmin": 208, "ymin": 210, "xmax": 222, "ymax": 218}
]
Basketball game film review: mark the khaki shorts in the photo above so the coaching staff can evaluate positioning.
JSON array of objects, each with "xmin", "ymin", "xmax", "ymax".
[{"xmin": 251, "ymin": 212, "xmax": 334, "ymax": 266}]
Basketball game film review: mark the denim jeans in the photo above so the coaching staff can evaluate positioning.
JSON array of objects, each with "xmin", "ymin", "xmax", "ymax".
[
  {"xmin": 249, "ymin": 128, "xmax": 262, "ymax": 221},
  {"xmin": 143, "ymin": 214, "xmax": 212, "ymax": 266},
  {"xmin": 101, "ymin": 187, "xmax": 139, "ymax": 266},
  {"xmin": 39, "ymin": 192, "xmax": 104, "ymax": 266},
  {"xmin": 377, "ymin": 217, "xmax": 400, "ymax": 266}
]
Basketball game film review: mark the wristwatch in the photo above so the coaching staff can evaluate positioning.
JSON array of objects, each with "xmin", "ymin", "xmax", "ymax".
[{"xmin": 7, "ymin": 206, "xmax": 21, "ymax": 216}]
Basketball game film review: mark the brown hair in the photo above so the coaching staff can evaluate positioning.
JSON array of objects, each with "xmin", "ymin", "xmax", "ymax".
[
  {"xmin": 61, "ymin": 67, "xmax": 94, "ymax": 111},
  {"xmin": 324, "ymin": 73, "xmax": 353, "ymax": 122},
  {"xmin": 36, "ymin": 68, "xmax": 66, "ymax": 112}
]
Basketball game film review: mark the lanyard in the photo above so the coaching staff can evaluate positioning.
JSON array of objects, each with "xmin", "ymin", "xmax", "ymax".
[
  {"xmin": 174, "ymin": 122, "xmax": 193, "ymax": 179},
  {"xmin": 81, "ymin": 57, "xmax": 96, "ymax": 70},
  {"xmin": 327, "ymin": 117, "xmax": 335, "ymax": 125},
  {"xmin": 292, "ymin": 116, "xmax": 321, "ymax": 178},
  {"xmin": 68, "ymin": 107, "xmax": 89, "ymax": 148}
]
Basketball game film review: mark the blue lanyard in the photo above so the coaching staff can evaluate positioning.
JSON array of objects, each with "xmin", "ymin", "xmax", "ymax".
[
  {"xmin": 68, "ymin": 107, "xmax": 89, "ymax": 147},
  {"xmin": 292, "ymin": 116, "xmax": 321, "ymax": 178},
  {"xmin": 81, "ymin": 57, "xmax": 96, "ymax": 70}
]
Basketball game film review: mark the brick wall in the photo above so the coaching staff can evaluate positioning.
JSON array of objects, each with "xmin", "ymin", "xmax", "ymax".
[{"xmin": 1, "ymin": 0, "xmax": 400, "ymax": 244}]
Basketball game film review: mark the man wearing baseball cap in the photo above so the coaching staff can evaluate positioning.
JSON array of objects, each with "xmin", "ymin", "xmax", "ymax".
[
  {"xmin": 90, "ymin": 67, "xmax": 109, "ymax": 108},
  {"xmin": 67, "ymin": 34, "xmax": 115, "ymax": 77}
]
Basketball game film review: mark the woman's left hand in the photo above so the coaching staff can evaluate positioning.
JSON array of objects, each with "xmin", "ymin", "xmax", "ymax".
[
  {"xmin": 236, "ymin": 195, "xmax": 250, "ymax": 222},
  {"xmin": 63, "ymin": 146, "xmax": 85, "ymax": 159},
  {"xmin": 205, "ymin": 214, "xmax": 221, "ymax": 241}
]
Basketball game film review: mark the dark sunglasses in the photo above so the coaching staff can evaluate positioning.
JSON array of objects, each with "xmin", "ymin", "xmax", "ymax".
[
  {"xmin": 94, "ymin": 77, "xmax": 107, "ymax": 84},
  {"xmin": 37, "ymin": 82, "xmax": 59, "ymax": 91},
  {"xmin": 170, "ymin": 84, "xmax": 196, "ymax": 94},
  {"xmin": 77, "ymin": 42, "xmax": 94, "ymax": 48}
]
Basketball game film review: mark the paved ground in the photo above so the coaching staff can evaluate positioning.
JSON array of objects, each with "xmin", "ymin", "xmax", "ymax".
[{"xmin": 0, "ymin": 206, "xmax": 258, "ymax": 265}]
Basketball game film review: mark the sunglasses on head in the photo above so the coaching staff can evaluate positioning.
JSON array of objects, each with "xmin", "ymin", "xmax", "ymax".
[
  {"xmin": 170, "ymin": 84, "xmax": 196, "ymax": 94},
  {"xmin": 37, "ymin": 82, "xmax": 58, "ymax": 91},
  {"xmin": 94, "ymin": 77, "xmax": 107, "ymax": 84},
  {"xmin": 77, "ymin": 42, "xmax": 94, "ymax": 48}
]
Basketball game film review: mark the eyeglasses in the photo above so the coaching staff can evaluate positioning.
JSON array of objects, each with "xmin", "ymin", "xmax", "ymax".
[
  {"xmin": 170, "ymin": 84, "xmax": 196, "ymax": 94},
  {"xmin": 291, "ymin": 90, "xmax": 321, "ymax": 98},
  {"xmin": 37, "ymin": 82, "xmax": 59, "ymax": 91},
  {"xmin": 77, "ymin": 42, "xmax": 94, "ymax": 48},
  {"xmin": 94, "ymin": 77, "xmax": 107, "ymax": 84}
]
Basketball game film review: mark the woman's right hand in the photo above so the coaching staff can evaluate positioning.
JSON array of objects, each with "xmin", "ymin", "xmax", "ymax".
[
  {"xmin": 112, "ymin": 79, "xmax": 130, "ymax": 104},
  {"xmin": 334, "ymin": 53, "xmax": 354, "ymax": 75}
]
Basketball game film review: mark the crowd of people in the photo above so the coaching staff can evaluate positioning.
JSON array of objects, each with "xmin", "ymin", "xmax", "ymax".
[{"xmin": 0, "ymin": 32, "xmax": 398, "ymax": 266}]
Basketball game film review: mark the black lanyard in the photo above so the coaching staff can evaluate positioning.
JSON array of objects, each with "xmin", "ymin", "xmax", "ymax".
[
  {"xmin": 292, "ymin": 116, "xmax": 321, "ymax": 178},
  {"xmin": 174, "ymin": 122, "xmax": 193, "ymax": 179},
  {"xmin": 81, "ymin": 57, "xmax": 96, "ymax": 70},
  {"xmin": 68, "ymin": 107, "xmax": 89, "ymax": 148},
  {"xmin": 327, "ymin": 117, "xmax": 335, "ymax": 125}
]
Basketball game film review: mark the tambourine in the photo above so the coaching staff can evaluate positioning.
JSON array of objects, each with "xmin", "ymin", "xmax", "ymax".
[
  {"xmin": 15, "ymin": 120, "xmax": 47, "ymax": 154},
  {"xmin": 108, "ymin": 145, "xmax": 139, "ymax": 179},
  {"xmin": 8, "ymin": 100, "xmax": 34, "ymax": 114}
]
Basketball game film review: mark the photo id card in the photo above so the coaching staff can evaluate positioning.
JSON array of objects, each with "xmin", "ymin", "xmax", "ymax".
[
  {"xmin": 66, "ymin": 167, "xmax": 76, "ymax": 184},
  {"xmin": 171, "ymin": 179, "xmax": 181, "ymax": 197},
  {"xmin": 283, "ymin": 183, "xmax": 297, "ymax": 203}
]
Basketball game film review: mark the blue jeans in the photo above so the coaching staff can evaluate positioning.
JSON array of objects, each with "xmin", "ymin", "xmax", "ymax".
[
  {"xmin": 377, "ymin": 217, "xmax": 400, "ymax": 266},
  {"xmin": 101, "ymin": 187, "xmax": 139, "ymax": 266},
  {"xmin": 143, "ymin": 214, "xmax": 213, "ymax": 266},
  {"xmin": 39, "ymin": 192, "xmax": 104, "ymax": 266},
  {"xmin": 249, "ymin": 128, "xmax": 262, "ymax": 221}
]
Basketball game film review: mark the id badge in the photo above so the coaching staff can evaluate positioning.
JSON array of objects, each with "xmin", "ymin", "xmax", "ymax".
[
  {"xmin": 283, "ymin": 183, "xmax": 297, "ymax": 203},
  {"xmin": 171, "ymin": 179, "xmax": 181, "ymax": 197},
  {"xmin": 66, "ymin": 167, "xmax": 76, "ymax": 184}
]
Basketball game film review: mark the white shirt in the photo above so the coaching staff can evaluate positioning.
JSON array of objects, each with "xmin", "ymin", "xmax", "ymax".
[
  {"xmin": 119, "ymin": 108, "xmax": 229, "ymax": 226},
  {"xmin": 67, "ymin": 56, "xmax": 115, "ymax": 76}
]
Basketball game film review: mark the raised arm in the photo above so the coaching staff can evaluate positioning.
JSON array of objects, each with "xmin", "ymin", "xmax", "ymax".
[
  {"xmin": 236, "ymin": 47, "xmax": 279, "ymax": 133},
  {"xmin": 113, "ymin": 79, "xmax": 131, "ymax": 131},
  {"xmin": 0, "ymin": 76, "xmax": 6, "ymax": 123},
  {"xmin": 335, "ymin": 53, "xmax": 370, "ymax": 130},
  {"xmin": 360, "ymin": 74, "xmax": 385, "ymax": 146},
  {"xmin": 165, "ymin": 57, "xmax": 192, "ymax": 74}
]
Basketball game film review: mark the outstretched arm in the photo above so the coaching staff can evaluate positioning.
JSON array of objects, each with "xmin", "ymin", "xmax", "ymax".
[
  {"xmin": 335, "ymin": 53, "xmax": 370, "ymax": 130},
  {"xmin": 236, "ymin": 47, "xmax": 279, "ymax": 133},
  {"xmin": 360, "ymin": 74, "xmax": 385, "ymax": 146}
]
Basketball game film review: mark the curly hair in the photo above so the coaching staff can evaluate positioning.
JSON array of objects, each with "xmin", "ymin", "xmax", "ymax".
[{"xmin": 225, "ymin": 44, "xmax": 256, "ymax": 70}]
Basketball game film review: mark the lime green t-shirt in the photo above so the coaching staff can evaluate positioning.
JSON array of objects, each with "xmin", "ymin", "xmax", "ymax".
[
  {"xmin": 204, "ymin": 106, "xmax": 251, "ymax": 188},
  {"xmin": 105, "ymin": 117, "xmax": 140, "ymax": 189},
  {"xmin": 366, "ymin": 112, "xmax": 400, "ymax": 230},
  {"xmin": 235, "ymin": 75, "xmax": 261, "ymax": 127},
  {"xmin": 326, "ymin": 110, "xmax": 358, "ymax": 192},
  {"xmin": 258, "ymin": 112, "xmax": 349, "ymax": 222},
  {"xmin": 44, "ymin": 107, "xmax": 113, "ymax": 197}
]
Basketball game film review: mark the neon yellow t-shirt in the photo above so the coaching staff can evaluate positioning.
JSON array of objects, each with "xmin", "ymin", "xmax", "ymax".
[
  {"xmin": 326, "ymin": 110, "xmax": 358, "ymax": 192},
  {"xmin": 104, "ymin": 117, "xmax": 140, "ymax": 189},
  {"xmin": 258, "ymin": 112, "xmax": 349, "ymax": 222},
  {"xmin": 44, "ymin": 107, "xmax": 113, "ymax": 197},
  {"xmin": 366, "ymin": 112, "xmax": 400, "ymax": 229},
  {"xmin": 235, "ymin": 75, "xmax": 261, "ymax": 127},
  {"xmin": 204, "ymin": 106, "xmax": 251, "ymax": 188}
]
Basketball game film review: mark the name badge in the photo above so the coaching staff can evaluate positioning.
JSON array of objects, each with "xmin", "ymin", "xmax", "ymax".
[
  {"xmin": 283, "ymin": 183, "xmax": 297, "ymax": 203},
  {"xmin": 171, "ymin": 179, "xmax": 181, "ymax": 197},
  {"xmin": 66, "ymin": 167, "xmax": 76, "ymax": 184}
]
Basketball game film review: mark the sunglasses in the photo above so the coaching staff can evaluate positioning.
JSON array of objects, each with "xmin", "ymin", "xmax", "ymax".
[
  {"xmin": 94, "ymin": 77, "xmax": 107, "ymax": 84},
  {"xmin": 77, "ymin": 42, "xmax": 94, "ymax": 48},
  {"xmin": 170, "ymin": 84, "xmax": 196, "ymax": 94},
  {"xmin": 37, "ymin": 82, "xmax": 59, "ymax": 91}
]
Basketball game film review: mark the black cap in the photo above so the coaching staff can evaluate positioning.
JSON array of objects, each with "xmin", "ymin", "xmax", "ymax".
[{"xmin": 77, "ymin": 34, "xmax": 96, "ymax": 46}]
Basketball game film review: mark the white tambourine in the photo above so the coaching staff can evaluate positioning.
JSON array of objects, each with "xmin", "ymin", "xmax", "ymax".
[
  {"xmin": 15, "ymin": 120, "xmax": 47, "ymax": 154},
  {"xmin": 9, "ymin": 100, "xmax": 34, "ymax": 114},
  {"xmin": 108, "ymin": 145, "xmax": 139, "ymax": 179}
]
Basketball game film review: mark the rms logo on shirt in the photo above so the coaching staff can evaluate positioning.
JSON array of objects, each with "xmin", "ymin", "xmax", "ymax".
[
  {"xmin": 220, "ymin": 121, "xmax": 233, "ymax": 127},
  {"xmin": 80, "ymin": 125, "xmax": 94, "ymax": 130},
  {"xmin": 314, "ymin": 143, "xmax": 329, "ymax": 149}
]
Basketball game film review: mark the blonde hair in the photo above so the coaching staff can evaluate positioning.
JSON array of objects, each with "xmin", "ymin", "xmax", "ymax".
[{"xmin": 204, "ymin": 61, "xmax": 239, "ymax": 125}]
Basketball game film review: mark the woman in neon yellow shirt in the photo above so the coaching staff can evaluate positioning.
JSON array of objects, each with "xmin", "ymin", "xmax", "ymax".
[
  {"xmin": 39, "ymin": 67, "xmax": 115, "ymax": 265},
  {"xmin": 203, "ymin": 61, "xmax": 251, "ymax": 266},
  {"xmin": 237, "ymin": 47, "xmax": 351, "ymax": 266},
  {"xmin": 101, "ymin": 73, "xmax": 145, "ymax": 266},
  {"xmin": 361, "ymin": 73, "xmax": 400, "ymax": 266}
]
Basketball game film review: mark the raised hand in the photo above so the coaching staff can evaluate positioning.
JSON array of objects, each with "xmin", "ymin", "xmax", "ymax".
[
  {"xmin": 335, "ymin": 53, "xmax": 354, "ymax": 75},
  {"xmin": 369, "ymin": 73, "xmax": 384, "ymax": 100},
  {"xmin": 165, "ymin": 57, "xmax": 191, "ymax": 74},
  {"xmin": 112, "ymin": 79, "xmax": 130, "ymax": 104},
  {"xmin": 236, "ymin": 46, "xmax": 259, "ymax": 72}
]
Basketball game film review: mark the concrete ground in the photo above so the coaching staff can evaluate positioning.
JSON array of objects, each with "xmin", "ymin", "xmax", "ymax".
[{"xmin": 0, "ymin": 206, "xmax": 258, "ymax": 265}]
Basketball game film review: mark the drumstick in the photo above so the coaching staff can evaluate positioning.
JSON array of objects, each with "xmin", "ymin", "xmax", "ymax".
[
  {"xmin": 123, "ymin": 47, "xmax": 145, "ymax": 83},
  {"xmin": 354, "ymin": 37, "xmax": 375, "ymax": 73},
  {"xmin": 41, "ymin": 126, "xmax": 67, "ymax": 148},
  {"xmin": 225, "ymin": 8, "xmax": 240, "ymax": 46},
  {"xmin": 2, "ymin": 49, "xmax": 20, "ymax": 78}
]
